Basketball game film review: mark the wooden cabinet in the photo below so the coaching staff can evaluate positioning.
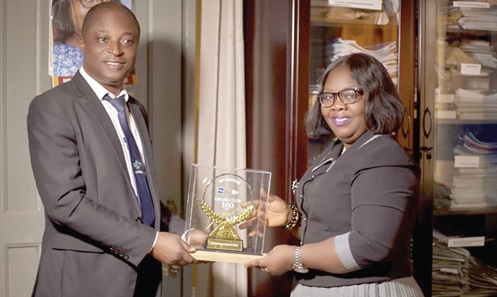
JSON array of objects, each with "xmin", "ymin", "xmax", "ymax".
[
  {"xmin": 244, "ymin": 1, "xmax": 309, "ymax": 296},
  {"xmin": 419, "ymin": 0, "xmax": 497, "ymax": 296}
]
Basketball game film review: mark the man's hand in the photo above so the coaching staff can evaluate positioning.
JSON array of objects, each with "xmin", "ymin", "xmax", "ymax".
[{"xmin": 151, "ymin": 232, "xmax": 197, "ymax": 266}]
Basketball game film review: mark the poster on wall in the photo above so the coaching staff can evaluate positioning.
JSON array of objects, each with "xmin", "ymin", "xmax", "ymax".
[{"xmin": 49, "ymin": 0, "xmax": 137, "ymax": 87}]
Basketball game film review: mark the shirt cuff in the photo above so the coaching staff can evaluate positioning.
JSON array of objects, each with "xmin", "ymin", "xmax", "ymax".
[
  {"xmin": 334, "ymin": 232, "xmax": 360, "ymax": 272},
  {"xmin": 150, "ymin": 231, "xmax": 159, "ymax": 253}
]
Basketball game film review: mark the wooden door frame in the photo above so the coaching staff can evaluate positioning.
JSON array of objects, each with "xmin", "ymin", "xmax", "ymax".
[{"xmin": 244, "ymin": 0, "xmax": 309, "ymax": 295}]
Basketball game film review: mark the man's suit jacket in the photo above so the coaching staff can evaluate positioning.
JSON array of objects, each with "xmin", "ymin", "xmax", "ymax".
[{"xmin": 27, "ymin": 72, "xmax": 162, "ymax": 297}]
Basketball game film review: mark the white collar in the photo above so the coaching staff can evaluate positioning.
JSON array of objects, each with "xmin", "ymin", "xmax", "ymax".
[{"xmin": 80, "ymin": 67, "xmax": 129, "ymax": 102}]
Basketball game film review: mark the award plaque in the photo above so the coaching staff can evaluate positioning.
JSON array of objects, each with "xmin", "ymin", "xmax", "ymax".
[{"xmin": 183, "ymin": 164, "xmax": 271, "ymax": 264}]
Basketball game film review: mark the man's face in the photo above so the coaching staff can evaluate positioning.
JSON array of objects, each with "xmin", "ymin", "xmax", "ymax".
[{"xmin": 81, "ymin": 7, "xmax": 139, "ymax": 94}]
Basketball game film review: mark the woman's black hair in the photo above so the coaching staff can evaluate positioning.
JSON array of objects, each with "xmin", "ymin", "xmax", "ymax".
[
  {"xmin": 52, "ymin": 0, "xmax": 76, "ymax": 44},
  {"xmin": 305, "ymin": 53, "xmax": 404, "ymax": 139}
]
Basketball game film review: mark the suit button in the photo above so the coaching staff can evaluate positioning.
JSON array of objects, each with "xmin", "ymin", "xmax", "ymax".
[{"xmin": 135, "ymin": 217, "xmax": 143, "ymax": 223}]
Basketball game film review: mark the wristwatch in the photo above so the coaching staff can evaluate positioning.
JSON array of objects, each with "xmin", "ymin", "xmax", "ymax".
[{"xmin": 292, "ymin": 246, "xmax": 309, "ymax": 273}]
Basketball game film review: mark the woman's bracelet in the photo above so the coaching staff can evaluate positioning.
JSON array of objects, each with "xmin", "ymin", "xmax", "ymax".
[{"xmin": 284, "ymin": 204, "xmax": 300, "ymax": 230}]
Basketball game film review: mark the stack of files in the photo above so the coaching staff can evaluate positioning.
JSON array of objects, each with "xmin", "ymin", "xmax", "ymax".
[
  {"xmin": 310, "ymin": 4, "xmax": 390, "ymax": 25},
  {"xmin": 450, "ymin": 167, "xmax": 497, "ymax": 209},
  {"xmin": 325, "ymin": 38, "xmax": 398, "ymax": 84},
  {"xmin": 311, "ymin": 0, "xmax": 400, "ymax": 21},
  {"xmin": 458, "ymin": 130, "xmax": 497, "ymax": 155},
  {"xmin": 433, "ymin": 231, "xmax": 497, "ymax": 297},
  {"xmin": 466, "ymin": 257, "xmax": 497, "ymax": 297},
  {"xmin": 454, "ymin": 88, "xmax": 497, "ymax": 120},
  {"xmin": 459, "ymin": 41, "xmax": 497, "ymax": 70},
  {"xmin": 433, "ymin": 231, "xmax": 471, "ymax": 296},
  {"xmin": 455, "ymin": 7, "xmax": 497, "ymax": 31},
  {"xmin": 444, "ymin": 1, "xmax": 497, "ymax": 31},
  {"xmin": 442, "ymin": 44, "xmax": 479, "ymax": 67},
  {"xmin": 450, "ymin": 131, "xmax": 497, "ymax": 209}
]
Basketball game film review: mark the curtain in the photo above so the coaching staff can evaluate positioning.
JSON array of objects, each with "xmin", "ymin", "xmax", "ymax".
[{"xmin": 194, "ymin": 0, "xmax": 247, "ymax": 296}]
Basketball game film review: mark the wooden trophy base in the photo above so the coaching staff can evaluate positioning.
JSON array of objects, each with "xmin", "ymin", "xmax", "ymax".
[{"xmin": 191, "ymin": 250, "xmax": 266, "ymax": 264}]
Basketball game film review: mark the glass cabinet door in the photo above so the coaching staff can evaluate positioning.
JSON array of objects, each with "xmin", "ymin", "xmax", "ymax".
[
  {"xmin": 308, "ymin": 0, "xmax": 414, "ymax": 164},
  {"xmin": 420, "ymin": 1, "xmax": 497, "ymax": 296}
]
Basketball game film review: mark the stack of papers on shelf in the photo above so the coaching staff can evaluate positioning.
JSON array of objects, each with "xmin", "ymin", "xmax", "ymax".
[
  {"xmin": 444, "ymin": 1, "xmax": 497, "ymax": 31},
  {"xmin": 310, "ymin": 0, "xmax": 400, "ymax": 17},
  {"xmin": 455, "ymin": 7, "xmax": 497, "ymax": 31},
  {"xmin": 449, "ymin": 167, "xmax": 497, "ymax": 209},
  {"xmin": 433, "ymin": 231, "xmax": 497, "ymax": 297},
  {"xmin": 310, "ymin": 5, "xmax": 390, "ymax": 25},
  {"xmin": 454, "ymin": 89, "xmax": 497, "ymax": 120},
  {"xmin": 449, "ymin": 131, "xmax": 497, "ymax": 209},
  {"xmin": 439, "ymin": 40, "xmax": 496, "ymax": 72},
  {"xmin": 459, "ymin": 41, "xmax": 497, "ymax": 69},
  {"xmin": 443, "ymin": 45, "xmax": 479, "ymax": 67},
  {"xmin": 433, "ymin": 231, "xmax": 471, "ymax": 296},
  {"xmin": 326, "ymin": 38, "xmax": 398, "ymax": 83},
  {"xmin": 459, "ymin": 131, "xmax": 497, "ymax": 154},
  {"xmin": 467, "ymin": 259, "xmax": 497, "ymax": 296}
]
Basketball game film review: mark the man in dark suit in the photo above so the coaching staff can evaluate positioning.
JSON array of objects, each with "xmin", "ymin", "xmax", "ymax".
[{"xmin": 27, "ymin": 2, "xmax": 196, "ymax": 296}]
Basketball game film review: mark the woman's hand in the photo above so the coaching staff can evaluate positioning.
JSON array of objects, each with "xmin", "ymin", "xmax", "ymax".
[
  {"xmin": 239, "ymin": 189, "xmax": 291, "ymax": 235},
  {"xmin": 245, "ymin": 244, "xmax": 294, "ymax": 275},
  {"xmin": 264, "ymin": 189, "xmax": 292, "ymax": 227}
]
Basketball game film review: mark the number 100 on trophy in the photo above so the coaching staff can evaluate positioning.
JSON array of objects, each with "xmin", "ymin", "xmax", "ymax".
[{"xmin": 183, "ymin": 164, "xmax": 271, "ymax": 263}]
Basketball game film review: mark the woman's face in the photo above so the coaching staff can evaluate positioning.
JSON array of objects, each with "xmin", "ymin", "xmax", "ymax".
[
  {"xmin": 320, "ymin": 64, "xmax": 368, "ymax": 148},
  {"xmin": 70, "ymin": 0, "xmax": 111, "ymax": 35}
]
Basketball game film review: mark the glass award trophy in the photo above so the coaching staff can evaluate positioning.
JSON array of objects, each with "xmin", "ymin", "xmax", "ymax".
[{"xmin": 183, "ymin": 164, "xmax": 271, "ymax": 264}]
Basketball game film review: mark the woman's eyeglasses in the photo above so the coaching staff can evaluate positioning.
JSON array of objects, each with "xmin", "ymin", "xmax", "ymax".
[
  {"xmin": 79, "ymin": 0, "xmax": 112, "ymax": 9},
  {"xmin": 318, "ymin": 88, "xmax": 364, "ymax": 108}
]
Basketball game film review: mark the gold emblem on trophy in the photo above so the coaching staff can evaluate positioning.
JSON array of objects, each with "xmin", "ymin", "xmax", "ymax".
[{"xmin": 199, "ymin": 174, "xmax": 255, "ymax": 252}]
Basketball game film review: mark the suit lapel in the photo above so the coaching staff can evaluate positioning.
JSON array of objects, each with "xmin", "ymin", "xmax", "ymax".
[
  {"xmin": 70, "ymin": 72, "xmax": 131, "ymax": 186},
  {"xmin": 70, "ymin": 73, "xmax": 158, "ymax": 223}
]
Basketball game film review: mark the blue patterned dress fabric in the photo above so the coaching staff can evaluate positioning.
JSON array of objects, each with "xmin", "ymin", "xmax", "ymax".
[{"xmin": 52, "ymin": 43, "xmax": 83, "ymax": 77}]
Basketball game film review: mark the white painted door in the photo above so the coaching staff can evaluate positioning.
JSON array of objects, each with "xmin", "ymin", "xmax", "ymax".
[{"xmin": 0, "ymin": 0, "xmax": 51, "ymax": 296}]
